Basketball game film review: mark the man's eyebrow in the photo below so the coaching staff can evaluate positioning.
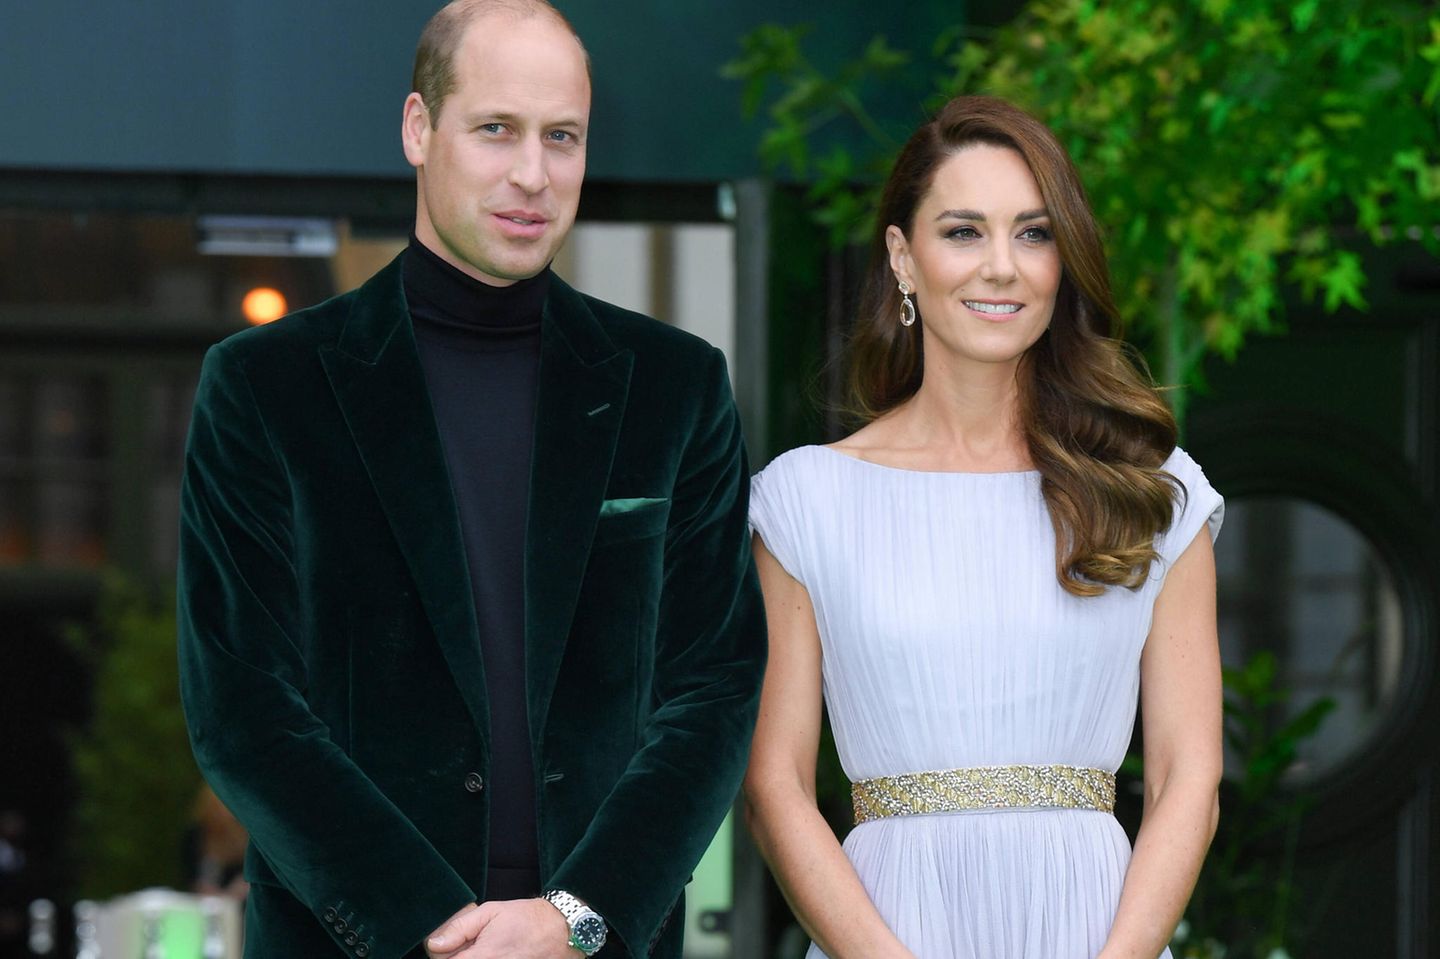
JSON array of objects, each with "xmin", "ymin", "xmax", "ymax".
[
  {"xmin": 463, "ymin": 111, "xmax": 585, "ymax": 128},
  {"xmin": 463, "ymin": 111, "xmax": 515, "ymax": 126},
  {"xmin": 934, "ymin": 208, "xmax": 1050, "ymax": 222}
]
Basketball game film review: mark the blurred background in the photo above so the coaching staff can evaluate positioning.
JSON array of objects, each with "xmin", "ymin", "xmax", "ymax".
[{"xmin": 1, "ymin": 1, "xmax": 1437, "ymax": 957}]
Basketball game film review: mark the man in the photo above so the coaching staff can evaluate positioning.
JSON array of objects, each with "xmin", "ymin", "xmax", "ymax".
[{"xmin": 176, "ymin": 2, "xmax": 766, "ymax": 957}]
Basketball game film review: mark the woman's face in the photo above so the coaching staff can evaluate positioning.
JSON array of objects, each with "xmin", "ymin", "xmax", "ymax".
[{"xmin": 887, "ymin": 143, "xmax": 1062, "ymax": 374}]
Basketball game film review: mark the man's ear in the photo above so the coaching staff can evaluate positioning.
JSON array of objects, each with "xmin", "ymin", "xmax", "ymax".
[{"xmin": 401, "ymin": 92, "xmax": 431, "ymax": 169}]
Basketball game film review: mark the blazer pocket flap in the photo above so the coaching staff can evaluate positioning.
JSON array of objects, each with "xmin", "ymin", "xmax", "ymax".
[{"xmin": 594, "ymin": 497, "xmax": 669, "ymax": 545}]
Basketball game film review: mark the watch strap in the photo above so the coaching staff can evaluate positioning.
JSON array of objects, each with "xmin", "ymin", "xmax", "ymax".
[{"xmin": 542, "ymin": 889, "xmax": 605, "ymax": 955}]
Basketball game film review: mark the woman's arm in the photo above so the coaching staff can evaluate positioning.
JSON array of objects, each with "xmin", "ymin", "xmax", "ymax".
[
  {"xmin": 1099, "ymin": 529, "xmax": 1224, "ymax": 959},
  {"xmin": 743, "ymin": 536, "xmax": 918, "ymax": 959}
]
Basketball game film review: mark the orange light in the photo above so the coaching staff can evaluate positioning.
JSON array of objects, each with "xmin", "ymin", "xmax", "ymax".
[{"xmin": 243, "ymin": 287, "xmax": 288, "ymax": 325}]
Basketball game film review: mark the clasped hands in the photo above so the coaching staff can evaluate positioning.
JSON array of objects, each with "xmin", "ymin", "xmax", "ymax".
[{"xmin": 426, "ymin": 898, "xmax": 583, "ymax": 959}]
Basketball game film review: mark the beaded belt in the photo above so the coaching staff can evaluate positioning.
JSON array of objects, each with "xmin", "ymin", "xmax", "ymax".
[{"xmin": 851, "ymin": 764, "xmax": 1116, "ymax": 824}]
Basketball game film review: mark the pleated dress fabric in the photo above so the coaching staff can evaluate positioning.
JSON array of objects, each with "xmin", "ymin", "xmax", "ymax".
[{"xmin": 748, "ymin": 445, "xmax": 1224, "ymax": 959}]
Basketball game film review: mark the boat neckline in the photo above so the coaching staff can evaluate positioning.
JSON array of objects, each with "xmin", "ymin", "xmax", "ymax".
[{"xmin": 809, "ymin": 444, "xmax": 1041, "ymax": 477}]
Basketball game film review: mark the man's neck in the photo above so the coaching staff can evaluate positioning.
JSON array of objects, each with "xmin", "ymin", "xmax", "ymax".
[{"xmin": 403, "ymin": 234, "xmax": 549, "ymax": 331}]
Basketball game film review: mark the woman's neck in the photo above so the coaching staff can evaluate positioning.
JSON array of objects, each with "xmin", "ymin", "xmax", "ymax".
[{"xmin": 883, "ymin": 355, "xmax": 1030, "ymax": 471}]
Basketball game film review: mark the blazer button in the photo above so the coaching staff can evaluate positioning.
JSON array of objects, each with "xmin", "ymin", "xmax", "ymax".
[
  {"xmin": 323, "ymin": 907, "xmax": 338, "ymax": 923},
  {"xmin": 355, "ymin": 945, "xmax": 370, "ymax": 958},
  {"xmin": 464, "ymin": 772, "xmax": 485, "ymax": 793},
  {"xmin": 344, "ymin": 931, "xmax": 359, "ymax": 945}
]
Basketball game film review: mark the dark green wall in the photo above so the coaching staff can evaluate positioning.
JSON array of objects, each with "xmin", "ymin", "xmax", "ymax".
[{"xmin": 1, "ymin": 1, "xmax": 960, "ymax": 182}]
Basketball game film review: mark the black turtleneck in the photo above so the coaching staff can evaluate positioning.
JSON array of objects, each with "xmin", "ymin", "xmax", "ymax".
[{"xmin": 404, "ymin": 235, "xmax": 543, "ymax": 901}]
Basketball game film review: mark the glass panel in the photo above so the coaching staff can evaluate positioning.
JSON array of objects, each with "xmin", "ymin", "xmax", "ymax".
[
  {"xmin": 1215, "ymin": 497, "xmax": 1404, "ymax": 782},
  {"xmin": 0, "ymin": 210, "xmax": 335, "ymax": 328},
  {"xmin": 0, "ymin": 375, "xmax": 27, "ymax": 564},
  {"xmin": 0, "ymin": 374, "xmax": 24, "ymax": 457},
  {"xmin": 558, "ymin": 222, "xmax": 739, "ymax": 365},
  {"xmin": 34, "ymin": 376, "xmax": 107, "ymax": 462},
  {"xmin": 146, "ymin": 372, "xmax": 197, "ymax": 465},
  {"xmin": 35, "ymin": 481, "xmax": 107, "ymax": 567},
  {"xmin": 22, "ymin": 376, "xmax": 110, "ymax": 567},
  {"xmin": 0, "ymin": 479, "xmax": 28, "ymax": 563},
  {"xmin": 146, "ymin": 372, "xmax": 198, "ymax": 573},
  {"xmin": 149, "ymin": 477, "xmax": 181, "ymax": 573}
]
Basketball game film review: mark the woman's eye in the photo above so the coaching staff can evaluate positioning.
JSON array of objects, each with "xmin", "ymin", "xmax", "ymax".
[
  {"xmin": 1020, "ymin": 225, "xmax": 1053, "ymax": 242},
  {"xmin": 946, "ymin": 225, "xmax": 981, "ymax": 240}
]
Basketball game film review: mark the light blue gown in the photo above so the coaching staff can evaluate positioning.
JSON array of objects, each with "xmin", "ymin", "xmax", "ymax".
[{"xmin": 749, "ymin": 445, "xmax": 1223, "ymax": 959}]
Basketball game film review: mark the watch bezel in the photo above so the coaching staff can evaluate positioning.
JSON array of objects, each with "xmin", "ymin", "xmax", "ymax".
[{"xmin": 571, "ymin": 911, "xmax": 607, "ymax": 950}]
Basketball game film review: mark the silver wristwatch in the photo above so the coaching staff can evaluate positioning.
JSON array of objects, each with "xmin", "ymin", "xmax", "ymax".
[{"xmin": 542, "ymin": 889, "xmax": 607, "ymax": 956}]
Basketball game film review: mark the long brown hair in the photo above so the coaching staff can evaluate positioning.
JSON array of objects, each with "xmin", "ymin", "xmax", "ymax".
[{"xmin": 847, "ymin": 95, "xmax": 1178, "ymax": 596}]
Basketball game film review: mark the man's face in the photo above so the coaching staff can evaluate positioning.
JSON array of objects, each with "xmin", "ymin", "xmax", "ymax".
[{"xmin": 403, "ymin": 13, "xmax": 590, "ymax": 286}]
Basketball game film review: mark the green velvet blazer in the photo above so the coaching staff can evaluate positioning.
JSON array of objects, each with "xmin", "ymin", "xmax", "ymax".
[{"xmin": 177, "ymin": 255, "xmax": 767, "ymax": 959}]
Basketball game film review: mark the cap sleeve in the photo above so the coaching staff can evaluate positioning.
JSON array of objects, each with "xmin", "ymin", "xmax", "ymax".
[
  {"xmin": 748, "ymin": 453, "xmax": 809, "ymax": 587},
  {"xmin": 1156, "ymin": 446, "xmax": 1225, "ymax": 571}
]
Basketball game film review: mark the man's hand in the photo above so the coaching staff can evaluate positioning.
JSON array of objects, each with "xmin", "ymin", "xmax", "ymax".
[
  {"xmin": 425, "ymin": 898, "xmax": 582, "ymax": 959},
  {"xmin": 426, "ymin": 903, "xmax": 482, "ymax": 958}
]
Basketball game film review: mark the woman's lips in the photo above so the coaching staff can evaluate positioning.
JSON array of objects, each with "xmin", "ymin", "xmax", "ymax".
[{"xmin": 963, "ymin": 299, "xmax": 1024, "ymax": 319}]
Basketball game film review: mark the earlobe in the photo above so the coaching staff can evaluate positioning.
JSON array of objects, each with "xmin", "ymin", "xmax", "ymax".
[{"xmin": 401, "ymin": 92, "xmax": 430, "ymax": 168}]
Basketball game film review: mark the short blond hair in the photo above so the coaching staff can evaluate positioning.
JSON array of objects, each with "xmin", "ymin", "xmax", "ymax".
[{"xmin": 411, "ymin": 0, "xmax": 590, "ymax": 128}]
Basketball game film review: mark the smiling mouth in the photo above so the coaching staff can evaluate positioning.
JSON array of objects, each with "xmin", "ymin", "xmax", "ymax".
[
  {"xmin": 964, "ymin": 301, "xmax": 1022, "ymax": 315},
  {"xmin": 502, "ymin": 216, "xmax": 542, "ymax": 226}
]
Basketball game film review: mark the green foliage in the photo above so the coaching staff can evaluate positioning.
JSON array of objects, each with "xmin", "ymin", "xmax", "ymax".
[
  {"xmin": 67, "ymin": 576, "xmax": 200, "ymax": 898},
  {"xmin": 727, "ymin": 0, "xmax": 1440, "ymax": 422},
  {"xmin": 722, "ymin": 25, "xmax": 914, "ymax": 245},
  {"xmin": 1171, "ymin": 651, "xmax": 1335, "ymax": 958}
]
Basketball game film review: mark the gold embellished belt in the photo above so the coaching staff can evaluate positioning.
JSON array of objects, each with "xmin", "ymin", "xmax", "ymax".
[{"xmin": 851, "ymin": 764, "xmax": 1116, "ymax": 824}]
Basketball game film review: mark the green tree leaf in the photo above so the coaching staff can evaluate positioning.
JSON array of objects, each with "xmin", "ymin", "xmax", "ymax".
[{"xmin": 1320, "ymin": 250, "xmax": 1368, "ymax": 312}]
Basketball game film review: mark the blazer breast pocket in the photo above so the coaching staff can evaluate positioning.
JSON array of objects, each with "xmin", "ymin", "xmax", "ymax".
[{"xmin": 592, "ymin": 496, "xmax": 669, "ymax": 547}]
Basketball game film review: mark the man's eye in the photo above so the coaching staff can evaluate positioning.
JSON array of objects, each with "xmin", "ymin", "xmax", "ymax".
[
  {"xmin": 548, "ymin": 130, "xmax": 577, "ymax": 143},
  {"xmin": 479, "ymin": 123, "xmax": 505, "ymax": 135}
]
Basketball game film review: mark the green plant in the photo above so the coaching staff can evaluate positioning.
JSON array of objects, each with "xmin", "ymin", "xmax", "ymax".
[
  {"xmin": 727, "ymin": 1, "xmax": 1440, "ymax": 424},
  {"xmin": 67, "ymin": 575, "xmax": 200, "ymax": 898},
  {"xmin": 724, "ymin": 25, "xmax": 914, "ymax": 245}
]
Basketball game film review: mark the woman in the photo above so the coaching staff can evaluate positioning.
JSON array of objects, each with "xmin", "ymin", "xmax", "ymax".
[{"xmin": 745, "ymin": 95, "xmax": 1223, "ymax": 959}]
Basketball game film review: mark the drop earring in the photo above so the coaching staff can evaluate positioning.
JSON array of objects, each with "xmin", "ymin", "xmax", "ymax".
[{"xmin": 898, "ymin": 280, "xmax": 916, "ymax": 327}]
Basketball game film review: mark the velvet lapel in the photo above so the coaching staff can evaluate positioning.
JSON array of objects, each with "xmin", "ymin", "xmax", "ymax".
[
  {"xmin": 525, "ymin": 277, "xmax": 633, "ymax": 741},
  {"xmin": 319, "ymin": 254, "xmax": 489, "ymax": 744}
]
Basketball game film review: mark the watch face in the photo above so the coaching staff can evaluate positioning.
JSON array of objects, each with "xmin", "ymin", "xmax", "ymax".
[{"xmin": 573, "ymin": 914, "xmax": 607, "ymax": 950}]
